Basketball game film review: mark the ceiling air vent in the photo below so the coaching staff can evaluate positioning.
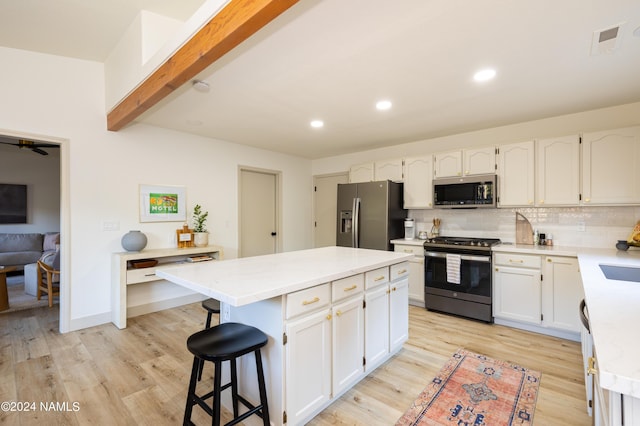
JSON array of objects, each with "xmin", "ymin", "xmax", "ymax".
[{"xmin": 591, "ymin": 23, "xmax": 625, "ymax": 55}]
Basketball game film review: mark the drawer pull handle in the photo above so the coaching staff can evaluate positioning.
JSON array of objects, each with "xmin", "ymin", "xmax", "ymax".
[
  {"xmin": 587, "ymin": 357, "xmax": 597, "ymax": 375},
  {"xmin": 144, "ymin": 273, "xmax": 156, "ymax": 277},
  {"xmin": 374, "ymin": 276, "xmax": 386, "ymax": 281},
  {"xmin": 302, "ymin": 297, "xmax": 320, "ymax": 306},
  {"xmin": 326, "ymin": 314, "xmax": 332, "ymax": 321},
  {"xmin": 509, "ymin": 259, "xmax": 524, "ymax": 263},
  {"xmin": 336, "ymin": 310, "xmax": 342, "ymax": 316},
  {"xmin": 343, "ymin": 285, "xmax": 357, "ymax": 292},
  {"xmin": 404, "ymin": 249, "xmax": 413, "ymax": 253},
  {"xmin": 397, "ymin": 269, "xmax": 407, "ymax": 274}
]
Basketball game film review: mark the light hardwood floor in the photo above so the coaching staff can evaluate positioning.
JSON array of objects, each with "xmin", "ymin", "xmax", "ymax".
[{"xmin": 0, "ymin": 303, "xmax": 590, "ymax": 425}]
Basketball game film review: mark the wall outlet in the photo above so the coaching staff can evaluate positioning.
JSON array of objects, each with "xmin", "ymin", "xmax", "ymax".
[
  {"xmin": 102, "ymin": 220, "xmax": 120, "ymax": 231},
  {"xmin": 577, "ymin": 222, "xmax": 586, "ymax": 232},
  {"xmin": 222, "ymin": 303, "xmax": 230, "ymax": 322}
]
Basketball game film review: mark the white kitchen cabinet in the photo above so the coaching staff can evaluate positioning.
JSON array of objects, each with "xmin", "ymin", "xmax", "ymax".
[
  {"xmin": 464, "ymin": 146, "xmax": 496, "ymax": 176},
  {"xmin": 363, "ymin": 262, "xmax": 409, "ymax": 371},
  {"xmin": 285, "ymin": 307, "xmax": 332, "ymax": 425},
  {"xmin": 434, "ymin": 147, "xmax": 495, "ymax": 178},
  {"xmin": 389, "ymin": 267, "xmax": 409, "ymax": 350},
  {"xmin": 434, "ymin": 150, "xmax": 463, "ymax": 178},
  {"xmin": 332, "ymin": 295, "xmax": 364, "ymax": 395},
  {"xmin": 582, "ymin": 126, "xmax": 640, "ymax": 205},
  {"xmin": 494, "ymin": 264, "xmax": 542, "ymax": 325},
  {"xmin": 393, "ymin": 243, "xmax": 425, "ymax": 307},
  {"xmin": 536, "ymin": 135, "xmax": 580, "ymax": 206},
  {"xmin": 375, "ymin": 158, "xmax": 404, "ymax": 182},
  {"xmin": 403, "ymin": 155, "xmax": 433, "ymax": 209},
  {"xmin": 542, "ymin": 256, "xmax": 584, "ymax": 333},
  {"xmin": 496, "ymin": 140, "xmax": 535, "ymax": 207},
  {"xmin": 349, "ymin": 162, "xmax": 374, "ymax": 183},
  {"xmin": 363, "ymin": 284, "xmax": 389, "ymax": 371}
]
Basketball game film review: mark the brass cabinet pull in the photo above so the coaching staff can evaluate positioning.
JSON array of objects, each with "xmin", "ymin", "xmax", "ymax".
[
  {"xmin": 326, "ymin": 314, "xmax": 332, "ymax": 320},
  {"xmin": 374, "ymin": 276, "xmax": 386, "ymax": 281},
  {"xmin": 509, "ymin": 259, "xmax": 524, "ymax": 263},
  {"xmin": 392, "ymin": 287, "xmax": 397, "ymax": 292},
  {"xmin": 547, "ymin": 258, "xmax": 552, "ymax": 262},
  {"xmin": 343, "ymin": 284, "xmax": 357, "ymax": 292},
  {"xmin": 587, "ymin": 357, "xmax": 597, "ymax": 375},
  {"xmin": 404, "ymin": 249, "xmax": 413, "ymax": 253},
  {"xmin": 540, "ymin": 199, "xmax": 544, "ymax": 204},
  {"xmin": 336, "ymin": 310, "xmax": 342, "ymax": 316},
  {"xmin": 397, "ymin": 269, "xmax": 407, "ymax": 274},
  {"xmin": 302, "ymin": 297, "xmax": 320, "ymax": 306}
]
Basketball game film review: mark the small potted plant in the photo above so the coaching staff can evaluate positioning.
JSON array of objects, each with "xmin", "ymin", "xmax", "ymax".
[{"xmin": 192, "ymin": 204, "xmax": 209, "ymax": 247}]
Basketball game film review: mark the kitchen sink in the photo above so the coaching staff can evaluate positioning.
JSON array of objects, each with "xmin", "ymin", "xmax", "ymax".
[{"xmin": 599, "ymin": 264, "xmax": 640, "ymax": 283}]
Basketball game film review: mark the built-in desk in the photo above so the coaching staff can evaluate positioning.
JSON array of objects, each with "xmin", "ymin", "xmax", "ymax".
[{"xmin": 157, "ymin": 246, "xmax": 412, "ymax": 426}]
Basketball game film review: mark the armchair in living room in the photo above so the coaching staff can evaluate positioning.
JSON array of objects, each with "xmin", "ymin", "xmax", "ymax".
[{"xmin": 36, "ymin": 250, "xmax": 60, "ymax": 307}]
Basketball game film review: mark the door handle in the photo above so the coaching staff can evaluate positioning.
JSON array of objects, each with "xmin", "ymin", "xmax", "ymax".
[{"xmin": 271, "ymin": 232, "xmax": 277, "ymax": 236}]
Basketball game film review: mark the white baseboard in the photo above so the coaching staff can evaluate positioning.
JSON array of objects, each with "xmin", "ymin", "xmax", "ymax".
[
  {"xmin": 127, "ymin": 293, "xmax": 207, "ymax": 319},
  {"xmin": 494, "ymin": 318, "xmax": 580, "ymax": 342}
]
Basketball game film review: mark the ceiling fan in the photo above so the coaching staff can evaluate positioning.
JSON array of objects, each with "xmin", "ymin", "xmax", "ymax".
[{"xmin": 0, "ymin": 137, "xmax": 59, "ymax": 156}]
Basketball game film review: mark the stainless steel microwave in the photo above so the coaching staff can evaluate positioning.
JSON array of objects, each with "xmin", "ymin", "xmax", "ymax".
[{"xmin": 433, "ymin": 174, "xmax": 497, "ymax": 208}]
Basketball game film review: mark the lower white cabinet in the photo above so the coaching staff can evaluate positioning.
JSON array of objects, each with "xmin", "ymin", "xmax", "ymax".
[
  {"xmin": 493, "ymin": 251, "xmax": 582, "ymax": 340},
  {"xmin": 285, "ymin": 308, "xmax": 332, "ymax": 425},
  {"xmin": 542, "ymin": 256, "xmax": 584, "ymax": 332},
  {"xmin": 493, "ymin": 253, "xmax": 542, "ymax": 324},
  {"xmin": 332, "ymin": 295, "xmax": 365, "ymax": 395},
  {"xmin": 285, "ymin": 263, "xmax": 409, "ymax": 424},
  {"xmin": 393, "ymin": 243, "xmax": 425, "ymax": 307}
]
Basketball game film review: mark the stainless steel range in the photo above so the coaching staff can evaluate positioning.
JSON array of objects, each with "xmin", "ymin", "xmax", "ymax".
[{"xmin": 424, "ymin": 236, "xmax": 501, "ymax": 322}]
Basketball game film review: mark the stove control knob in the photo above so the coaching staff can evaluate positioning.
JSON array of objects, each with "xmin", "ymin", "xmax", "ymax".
[
  {"xmin": 482, "ymin": 242, "xmax": 489, "ymax": 247},
  {"xmin": 469, "ymin": 241, "xmax": 476, "ymax": 246}
]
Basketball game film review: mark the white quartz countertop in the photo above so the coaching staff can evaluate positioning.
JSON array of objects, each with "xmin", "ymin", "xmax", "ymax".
[
  {"xmin": 391, "ymin": 238, "xmax": 427, "ymax": 246},
  {"xmin": 577, "ymin": 247, "xmax": 640, "ymax": 398},
  {"xmin": 156, "ymin": 246, "xmax": 412, "ymax": 307}
]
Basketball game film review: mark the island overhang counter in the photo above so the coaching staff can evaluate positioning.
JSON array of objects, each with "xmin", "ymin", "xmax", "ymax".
[{"xmin": 157, "ymin": 246, "xmax": 413, "ymax": 425}]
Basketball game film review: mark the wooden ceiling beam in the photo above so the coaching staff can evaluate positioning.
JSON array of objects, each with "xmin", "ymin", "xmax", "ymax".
[{"xmin": 107, "ymin": 0, "xmax": 299, "ymax": 131}]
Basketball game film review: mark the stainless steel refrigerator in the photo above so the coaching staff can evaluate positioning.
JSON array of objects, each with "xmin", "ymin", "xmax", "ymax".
[{"xmin": 336, "ymin": 180, "xmax": 406, "ymax": 251}]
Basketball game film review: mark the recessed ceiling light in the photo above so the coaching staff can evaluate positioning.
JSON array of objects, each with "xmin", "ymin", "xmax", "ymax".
[
  {"xmin": 376, "ymin": 100, "xmax": 392, "ymax": 111},
  {"xmin": 310, "ymin": 120, "xmax": 324, "ymax": 128},
  {"xmin": 473, "ymin": 68, "xmax": 497, "ymax": 82}
]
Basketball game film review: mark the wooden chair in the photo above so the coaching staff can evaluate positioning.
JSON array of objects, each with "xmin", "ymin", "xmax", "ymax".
[{"xmin": 37, "ymin": 252, "xmax": 60, "ymax": 307}]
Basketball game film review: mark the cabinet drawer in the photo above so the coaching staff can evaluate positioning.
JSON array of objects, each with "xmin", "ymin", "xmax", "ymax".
[
  {"xmin": 365, "ymin": 267, "xmax": 389, "ymax": 289},
  {"xmin": 494, "ymin": 253, "xmax": 541, "ymax": 268},
  {"xmin": 126, "ymin": 268, "xmax": 160, "ymax": 284},
  {"xmin": 286, "ymin": 283, "xmax": 331, "ymax": 319},
  {"xmin": 393, "ymin": 244, "xmax": 423, "ymax": 256},
  {"xmin": 332, "ymin": 274, "xmax": 364, "ymax": 302},
  {"xmin": 390, "ymin": 262, "xmax": 410, "ymax": 281}
]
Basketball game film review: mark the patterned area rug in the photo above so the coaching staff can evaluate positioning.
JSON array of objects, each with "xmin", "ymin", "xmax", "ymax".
[{"xmin": 397, "ymin": 349, "xmax": 541, "ymax": 426}]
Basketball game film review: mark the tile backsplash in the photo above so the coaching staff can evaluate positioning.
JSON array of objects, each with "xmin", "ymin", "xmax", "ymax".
[{"xmin": 409, "ymin": 206, "xmax": 640, "ymax": 249}]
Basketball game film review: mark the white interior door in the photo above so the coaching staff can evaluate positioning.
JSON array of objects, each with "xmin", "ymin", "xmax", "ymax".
[
  {"xmin": 239, "ymin": 168, "xmax": 279, "ymax": 257},
  {"xmin": 313, "ymin": 173, "xmax": 348, "ymax": 248}
]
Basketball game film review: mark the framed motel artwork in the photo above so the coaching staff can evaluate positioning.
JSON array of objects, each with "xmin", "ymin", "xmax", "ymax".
[{"xmin": 139, "ymin": 184, "xmax": 186, "ymax": 223}]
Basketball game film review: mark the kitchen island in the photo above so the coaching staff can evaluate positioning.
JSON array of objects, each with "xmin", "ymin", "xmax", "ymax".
[
  {"xmin": 157, "ymin": 246, "xmax": 412, "ymax": 425},
  {"xmin": 578, "ymin": 247, "xmax": 640, "ymax": 425}
]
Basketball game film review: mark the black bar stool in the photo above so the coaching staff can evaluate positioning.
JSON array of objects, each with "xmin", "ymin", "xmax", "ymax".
[
  {"xmin": 184, "ymin": 322, "xmax": 270, "ymax": 426},
  {"xmin": 198, "ymin": 298, "xmax": 221, "ymax": 381}
]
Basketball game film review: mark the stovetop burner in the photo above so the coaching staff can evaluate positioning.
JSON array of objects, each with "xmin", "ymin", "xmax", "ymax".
[{"xmin": 423, "ymin": 236, "xmax": 501, "ymax": 249}]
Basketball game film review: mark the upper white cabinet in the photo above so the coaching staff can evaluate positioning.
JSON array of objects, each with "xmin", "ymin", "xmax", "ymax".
[
  {"xmin": 434, "ymin": 147, "xmax": 495, "ymax": 178},
  {"xmin": 403, "ymin": 155, "xmax": 433, "ymax": 209},
  {"xmin": 375, "ymin": 159, "xmax": 404, "ymax": 182},
  {"xmin": 434, "ymin": 150, "xmax": 462, "ymax": 178},
  {"xmin": 497, "ymin": 141, "xmax": 535, "ymax": 207},
  {"xmin": 349, "ymin": 162, "xmax": 374, "ymax": 183},
  {"xmin": 582, "ymin": 126, "xmax": 640, "ymax": 205},
  {"xmin": 536, "ymin": 135, "xmax": 580, "ymax": 206}
]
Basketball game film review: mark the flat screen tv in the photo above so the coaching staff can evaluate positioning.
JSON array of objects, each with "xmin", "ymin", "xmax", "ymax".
[{"xmin": 0, "ymin": 184, "xmax": 27, "ymax": 223}]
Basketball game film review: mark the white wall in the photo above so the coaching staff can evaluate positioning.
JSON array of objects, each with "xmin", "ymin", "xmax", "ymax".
[
  {"xmin": 0, "ymin": 148, "xmax": 60, "ymax": 233},
  {"xmin": 312, "ymin": 102, "xmax": 640, "ymax": 249},
  {"xmin": 0, "ymin": 46, "xmax": 312, "ymax": 331}
]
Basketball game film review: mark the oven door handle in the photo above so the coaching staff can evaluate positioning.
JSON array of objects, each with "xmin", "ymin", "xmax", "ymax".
[{"xmin": 424, "ymin": 251, "xmax": 491, "ymax": 263}]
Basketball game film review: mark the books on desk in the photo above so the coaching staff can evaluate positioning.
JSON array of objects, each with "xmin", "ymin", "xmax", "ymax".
[{"xmin": 186, "ymin": 255, "xmax": 213, "ymax": 263}]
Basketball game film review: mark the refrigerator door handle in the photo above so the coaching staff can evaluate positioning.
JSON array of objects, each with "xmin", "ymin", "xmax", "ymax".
[{"xmin": 353, "ymin": 197, "xmax": 361, "ymax": 248}]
